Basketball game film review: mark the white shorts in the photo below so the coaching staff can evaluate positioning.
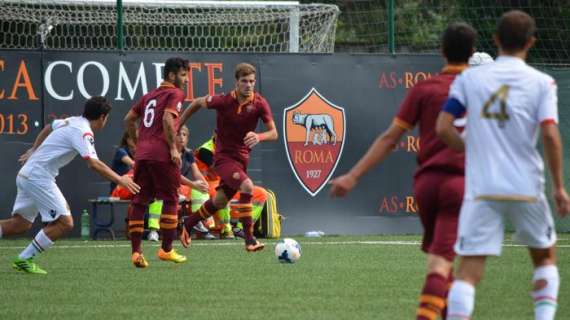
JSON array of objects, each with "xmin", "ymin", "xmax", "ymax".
[
  {"xmin": 455, "ymin": 195, "xmax": 556, "ymax": 256},
  {"xmin": 12, "ymin": 175, "xmax": 71, "ymax": 223}
]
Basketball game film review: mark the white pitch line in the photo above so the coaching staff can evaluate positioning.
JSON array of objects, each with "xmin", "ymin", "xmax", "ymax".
[{"xmin": 1, "ymin": 240, "xmax": 570, "ymax": 250}]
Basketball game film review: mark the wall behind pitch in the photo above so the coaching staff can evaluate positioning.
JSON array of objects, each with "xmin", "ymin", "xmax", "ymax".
[{"xmin": 1, "ymin": 51, "xmax": 446, "ymax": 236}]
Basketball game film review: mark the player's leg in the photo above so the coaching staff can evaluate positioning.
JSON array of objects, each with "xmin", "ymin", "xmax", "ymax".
[
  {"xmin": 447, "ymin": 200, "xmax": 505, "ymax": 320},
  {"xmin": 414, "ymin": 173, "xmax": 457, "ymax": 320},
  {"xmin": 182, "ymin": 160, "xmax": 238, "ymax": 242},
  {"xmin": 149, "ymin": 161, "xmax": 186, "ymax": 263},
  {"xmin": 233, "ymin": 177, "xmax": 264, "ymax": 252},
  {"xmin": 129, "ymin": 160, "xmax": 153, "ymax": 268},
  {"xmin": 509, "ymin": 197, "xmax": 558, "ymax": 320},
  {"xmin": 147, "ymin": 200, "xmax": 162, "ymax": 241},
  {"xmin": 2, "ymin": 177, "xmax": 36, "ymax": 238},
  {"xmin": 13, "ymin": 178, "xmax": 71, "ymax": 274}
]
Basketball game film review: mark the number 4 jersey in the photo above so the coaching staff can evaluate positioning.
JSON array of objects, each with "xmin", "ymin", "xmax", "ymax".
[
  {"xmin": 448, "ymin": 56, "xmax": 558, "ymax": 201},
  {"xmin": 131, "ymin": 81, "xmax": 185, "ymax": 163}
]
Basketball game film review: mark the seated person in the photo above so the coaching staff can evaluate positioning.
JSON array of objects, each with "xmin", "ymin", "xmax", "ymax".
[{"xmin": 110, "ymin": 131, "xmax": 136, "ymax": 194}]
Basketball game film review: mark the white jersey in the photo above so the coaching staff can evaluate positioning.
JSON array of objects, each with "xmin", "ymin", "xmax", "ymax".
[
  {"xmin": 19, "ymin": 116, "xmax": 98, "ymax": 180},
  {"xmin": 449, "ymin": 56, "xmax": 558, "ymax": 202}
]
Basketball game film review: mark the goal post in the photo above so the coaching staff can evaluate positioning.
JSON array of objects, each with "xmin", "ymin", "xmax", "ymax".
[{"xmin": 0, "ymin": 0, "xmax": 340, "ymax": 53}]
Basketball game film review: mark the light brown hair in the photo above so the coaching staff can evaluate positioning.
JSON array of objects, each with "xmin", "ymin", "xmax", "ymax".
[{"xmin": 234, "ymin": 63, "xmax": 256, "ymax": 80}]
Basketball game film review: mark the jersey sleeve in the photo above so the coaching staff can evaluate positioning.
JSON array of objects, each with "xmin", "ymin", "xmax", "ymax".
[
  {"xmin": 537, "ymin": 77, "xmax": 558, "ymax": 124},
  {"xmin": 206, "ymin": 94, "xmax": 225, "ymax": 110},
  {"xmin": 393, "ymin": 85, "xmax": 423, "ymax": 130},
  {"xmin": 258, "ymin": 97, "xmax": 274, "ymax": 123},
  {"xmin": 72, "ymin": 130, "xmax": 99, "ymax": 160},
  {"xmin": 165, "ymin": 89, "xmax": 185, "ymax": 117}
]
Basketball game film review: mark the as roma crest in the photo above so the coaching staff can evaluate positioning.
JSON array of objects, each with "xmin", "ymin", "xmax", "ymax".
[{"xmin": 283, "ymin": 88, "xmax": 346, "ymax": 196}]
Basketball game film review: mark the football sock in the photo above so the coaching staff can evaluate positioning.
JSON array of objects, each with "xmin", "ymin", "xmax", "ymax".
[
  {"xmin": 128, "ymin": 203, "xmax": 146, "ymax": 254},
  {"xmin": 532, "ymin": 265, "xmax": 559, "ymax": 320},
  {"xmin": 447, "ymin": 280, "xmax": 475, "ymax": 320},
  {"xmin": 160, "ymin": 201, "xmax": 178, "ymax": 252},
  {"xmin": 236, "ymin": 193, "xmax": 254, "ymax": 243},
  {"xmin": 184, "ymin": 199, "xmax": 217, "ymax": 232},
  {"xmin": 416, "ymin": 273, "xmax": 447, "ymax": 320},
  {"xmin": 19, "ymin": 229, "xmax": 53, "ymax": 260}
]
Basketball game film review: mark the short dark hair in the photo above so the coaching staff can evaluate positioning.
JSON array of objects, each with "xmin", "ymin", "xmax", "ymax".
[
  {"xmin": 441, "ymin": 22, "xmax": 477, "ymax": 64},
  {"xmin": 163, "ymin": 57, "xmax": 189, "ymax": 80},
  {"xmin": 83, "ymin": 96, "xmax": 111, "ymax": 120},
  {"xmin": 496, "ymin": 10, "xmax": 536, "ymax": 52},
  {"xmin": 234, "ymin": 63, "xmax": 256, "ymax": 80}
]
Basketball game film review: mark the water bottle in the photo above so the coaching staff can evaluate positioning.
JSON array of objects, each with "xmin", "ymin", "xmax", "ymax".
[{"xmin": 81, "ymin": 209, "xmax": 90, "ymax": 240}]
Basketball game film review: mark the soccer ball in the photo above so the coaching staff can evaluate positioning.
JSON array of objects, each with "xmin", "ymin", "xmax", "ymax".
[
  {"xmin": 274, "ymin": 238, "xmax": 301, "ymax": 263},
  {"xmin": 468, "ymin": 52, "xmax": 494, "ymax": 66}
]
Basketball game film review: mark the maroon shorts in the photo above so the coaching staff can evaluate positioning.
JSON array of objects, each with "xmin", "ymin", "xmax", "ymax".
[
  {"xmin": 132, "ymin": 160, "xmax": 180, "ymax": 204},
  {"xmin": 413, "ymin": 171, "xmax": 464, "ymax": 261},
  {"xmin": 213, "ymin": 156, "xmax": 249, "ymax": 198}
]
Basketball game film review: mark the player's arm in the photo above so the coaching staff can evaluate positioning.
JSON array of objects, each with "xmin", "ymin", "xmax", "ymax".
[
  {"xmin": 436, "ymin": 98, "xmax": 465, "ymax": 152},
  {"xmin": 244, "ymin": 120, "xmax": 278, "ymax": 148},
  {"xmin": 85, "ymin": 158, "xmax": 140, "ymax": 194},
  {"xmin": 123, "ymin": 110, "xmax": 139, "ymax": 144},
  {"xmin": 179, "ymin": 96, "xmax": 208, "ymax": 126},
  {"xmin": 329, "ymin": 123, "xmax": 406, "ymax": 197},
  {"xmin": 542, "ymin": 123, "xmax": 570, "ymax": 216},
  {"xmin": 19, "ymin": 124, "xmax": 52, "ymax": 164},
  {"xmin": 163, "ymin": 111, "xmax": 181, "ymax": 166}
]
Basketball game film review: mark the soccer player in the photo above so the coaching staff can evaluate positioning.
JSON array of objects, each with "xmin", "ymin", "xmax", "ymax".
[
  {"xmin": 178, "ymin": 62, "xmax": 278, "ymax": 252},
  {"xmin": 0, "ymin": 96, "xmax": 140, "ymax": 274},
  {"xmin": 436, "ymin": 10, "xmax": 570, "ymax": 320},
  {"xmin": 123, "ymin": 57, "xmax": 189, "ymax": 268},
  {"xmin": 329, "ymin": 23, "xmax": 477, "ymax": 319}
]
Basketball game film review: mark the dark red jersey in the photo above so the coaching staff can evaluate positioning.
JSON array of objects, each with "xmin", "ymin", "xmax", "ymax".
[
  {"xmin": 207, "ymin": 90, "xmax": 273, "ymax": 163},
  {"xmin": 394, "ymin": 66, "xmax": 466, "ymax": 177},
  {"xmin": 131, "ymin": 82, "xmax": 185, "ymax": 163}
]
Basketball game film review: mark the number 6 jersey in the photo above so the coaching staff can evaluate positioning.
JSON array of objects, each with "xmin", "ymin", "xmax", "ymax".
[
  {"xmin": 448, "ymin": 56, "xmax": 558, "ymax": 201},
  {"xmin": 131, "ymin": 81, "xmax": 185, "ymax": 163}
]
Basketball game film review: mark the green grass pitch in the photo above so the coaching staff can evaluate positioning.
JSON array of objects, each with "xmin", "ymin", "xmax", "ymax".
[{"xmin": 0, "ymin": 235, "xmax": 569, "ymax": 319}]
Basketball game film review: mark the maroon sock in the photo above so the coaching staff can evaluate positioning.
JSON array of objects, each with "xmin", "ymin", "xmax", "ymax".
[
  {"xmin": 160, "ymin": 201, "xmax": 178, "ymax": 252},
  {"xmin": 184, "ymin": 199, "xmax": 217, "ymax": 233},
  {"xmin": 128, "ymin": 204, "xmax": 146, "ymax": 254},
  {"xmin": 237, "ymin": 193, "xmax": 254, "ymax": 243},
  {"xmin": 416, "ymin": 273, "xmax": 447, "ymax": 320}
]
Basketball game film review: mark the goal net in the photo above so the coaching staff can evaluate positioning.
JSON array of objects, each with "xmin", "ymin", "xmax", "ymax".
[{"xmin": 0, "ymin": 0, "xmax": 340, "ymax": 53}]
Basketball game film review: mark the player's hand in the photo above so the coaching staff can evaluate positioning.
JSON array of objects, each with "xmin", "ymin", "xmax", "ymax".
[
  {"xmin": 192, "ymin": 180, "xmax": 209, "ymax": 193},
  {"xmin": 554, "ymin": 188, "xmax": 570, "ymax": 217},
  {"xmin": 19, "ymin": 147, "xmax": 36, "ymax": 165},
  {"xmin": 170, "ymin": 148, "xmax": 181, "ymax": 166},
  {"xmin": 329, "ymin": 173, "xmax": 357, "ymax": 198},
  {"xmin": 119, "ymin": 175, "xmax": 140, "ymax": 194},
  {"xmin": 244, "ymin": 131, "xmax": 260, "ymax": 148}
]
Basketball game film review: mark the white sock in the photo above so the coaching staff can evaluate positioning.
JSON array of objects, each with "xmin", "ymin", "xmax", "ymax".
[
  {"xmin": 447, "ymin": 280, "xmax": 475, "ymax": 320},
  {"xmin": 532, "ymin": 265, "xmax": 559, "ymax": 320},
  {"xmin": 19, "ymin": 229, "xmax": 54, "ymax": 260}
]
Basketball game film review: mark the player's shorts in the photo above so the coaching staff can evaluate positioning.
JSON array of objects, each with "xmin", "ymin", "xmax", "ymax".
[
  {"xmin": 132, "ymin": 160, "xmax": 180, "ymax": 204},
  {"xmin": 414, "ymin": 171, "xmax": 464, "ymax": 261},
  {"xmin": 455, "ymin": 194, "xmax": 556, "ymax": 256},
  {"xmin": 12, "ymin": 174, "xmax": 71, "ymax": 223},
  {"xmin": 213, "ymin": 156, "xmax": 249, "ymax": 198}
]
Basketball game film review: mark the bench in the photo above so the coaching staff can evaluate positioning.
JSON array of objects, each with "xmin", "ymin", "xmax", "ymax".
[{"xmin": 88, "ymin": 197, "xmax": 190, "ymax": 240}]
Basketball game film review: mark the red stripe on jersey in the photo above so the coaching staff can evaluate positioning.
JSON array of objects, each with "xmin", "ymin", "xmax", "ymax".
[
  {"xmin": 82, "ymin": 156, "xmax": 90, "ymax": 160},
  {"xmin": 83, "ymin": 132, "xmax": 93, "ymax": 138},
  {"xmin": 541, "ymin": 119, "xmax": 557, "ymax": 126}
]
